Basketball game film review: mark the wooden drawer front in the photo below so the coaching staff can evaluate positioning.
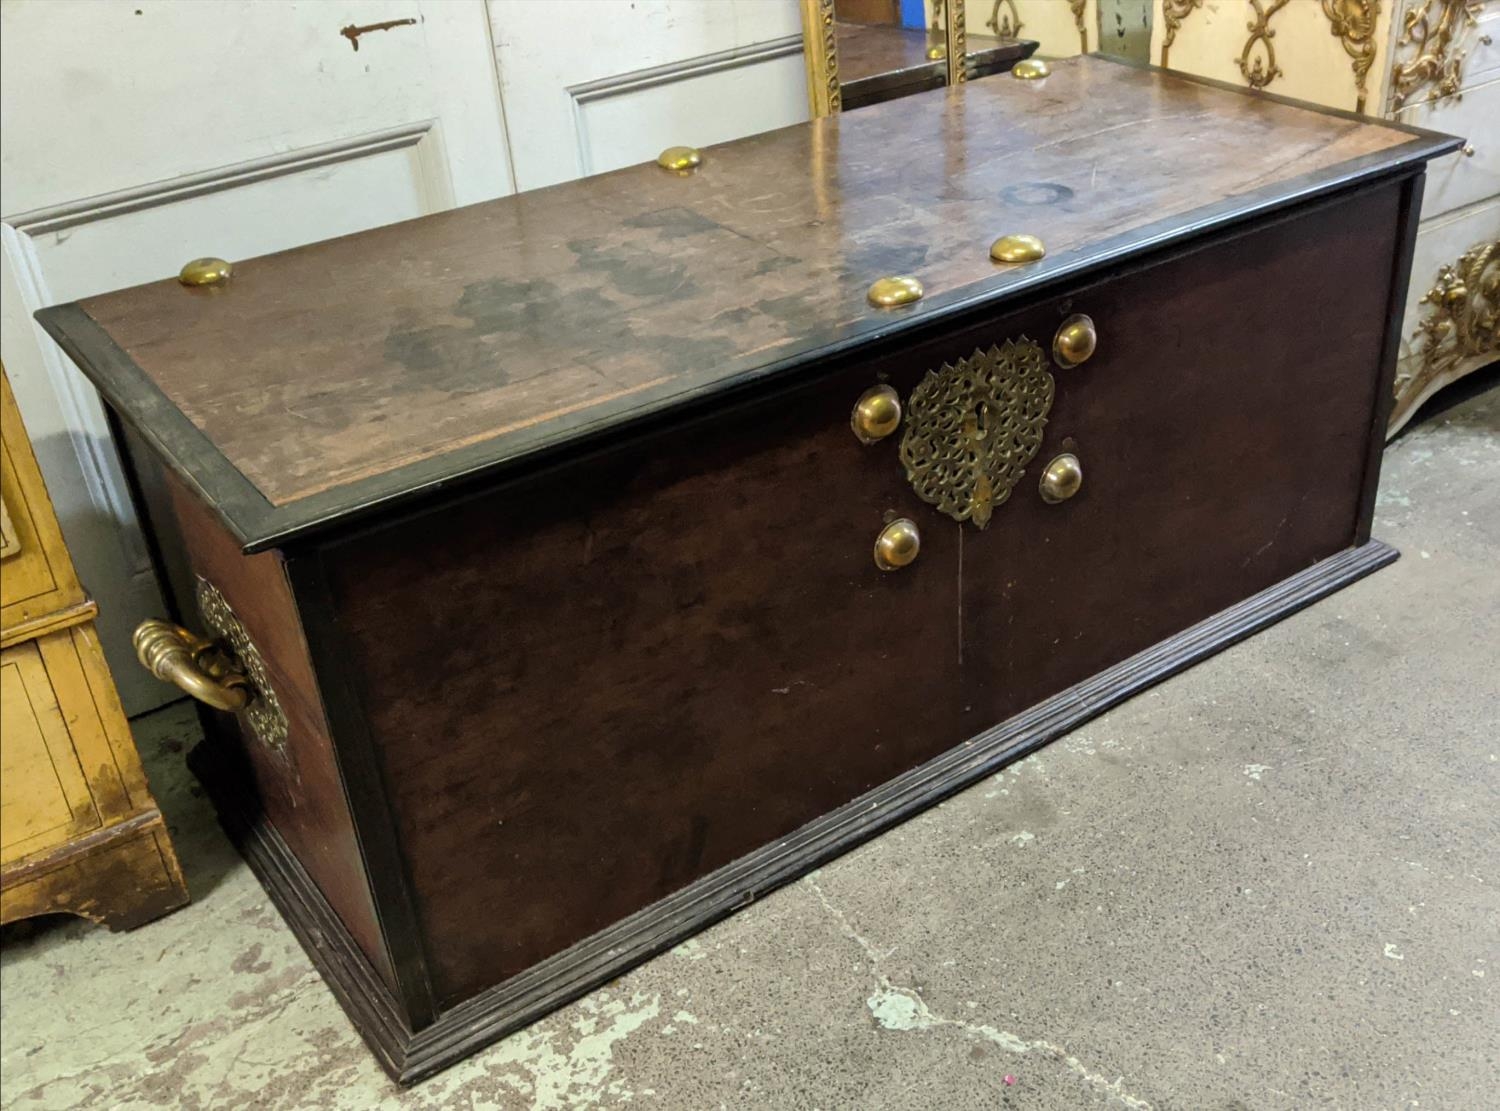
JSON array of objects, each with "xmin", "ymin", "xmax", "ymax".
[
  {"xmin": 327, "ymin": 347, "xmax": 969, "ymax": 1006},
  {"xmin": 1, "ymin": 381, "xmax": 86, "ymax": 631},
  {"xmin": 963, "ymin": 183, "xmax": 1402, "ymax": 719},
  {"xmin": 1464, "ymin": 3, "xmax": 1500, "ymax": 89},
  {"xmin": 1399, "ymin": 78, "xmax": 1500, "ymax": 223},
  {"xmin": 1, "ymin": 639, "xmax": 102, "ymax": 861},
  {"xmin": 0, "ymin": 491, "xmax": 18, "ymax": 559}
]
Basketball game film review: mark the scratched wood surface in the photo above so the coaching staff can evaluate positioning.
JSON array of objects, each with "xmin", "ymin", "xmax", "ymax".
[
  {"xmin": 75, "ymin": 56, "xmax": 1415, "ymax": 509},
  {"xmin": 320, "ymin": 184, "xmax": 1402, "ymax": 1003}
]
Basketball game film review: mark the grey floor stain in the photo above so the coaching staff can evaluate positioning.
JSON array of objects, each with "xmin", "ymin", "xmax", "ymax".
[{"xmin": 2, "ymin": 381, "xmax": 1497, "ymax": 1109}]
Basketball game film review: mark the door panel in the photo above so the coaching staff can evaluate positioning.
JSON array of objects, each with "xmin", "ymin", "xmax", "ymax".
[
  {"xmin": 0, "ymin": 0, "xmax": 513, "ymax": 712},
  {"xmin": 490, "ymin": 0, "xmax": 808, "ymax": 190}
]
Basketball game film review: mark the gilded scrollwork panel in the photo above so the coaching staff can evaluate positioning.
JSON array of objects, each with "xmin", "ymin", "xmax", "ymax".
[
  {"xmin": 1388, "ymin": 0, "xmax": 1481, "ymax": 111},
  {"xmin": 1321, "ymin": 0, "xmax": 1380, "ymax": 112},
  {"xmin": 987, "ymin": 0, "xmax": 1023, "ymax": 39},
  {"xmin": 986, "ymin": 0, "xmax": 1088, "ymax": 53},
  {"xmin": 1236, "ymin": 0, "xmax": 1294, "ymax": 90},
  {"xmin": 1159, "ymin": 0, "xmax": 1204, "ymax": 67},
  {"xmin": 1070, "ymin": 0, "xmax": 1090, "ymax": 53},
  {"xmin": 1395, "ymin": 240, "xmax": 1500, "ymax": 406}
]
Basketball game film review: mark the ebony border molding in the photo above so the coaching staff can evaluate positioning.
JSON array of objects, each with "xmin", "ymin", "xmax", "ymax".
[
  {"xmin": 34, "ymin": 59, "xmax": 1461, "ymax": 556},
  {"xmin": 194, "ymin": 539, "xmax": 1397, "ymax": 1085}
]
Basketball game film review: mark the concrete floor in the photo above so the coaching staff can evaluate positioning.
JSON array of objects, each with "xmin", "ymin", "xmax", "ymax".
[{"xmin": 3, "ymin": 380, "xmax": 1497, "ymax": 1110}]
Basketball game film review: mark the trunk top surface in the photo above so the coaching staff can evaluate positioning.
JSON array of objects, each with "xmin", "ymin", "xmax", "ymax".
[{"xmin": 38, "ymin": 57, "xmax": 1457, "ymax": 551}]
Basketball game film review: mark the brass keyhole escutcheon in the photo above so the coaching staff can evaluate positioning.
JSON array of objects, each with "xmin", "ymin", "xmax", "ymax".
[
  {"xmin": 1053, "ymin": 314, "xmax": 1096, "ymax": 368},
  {"xmin": 874, "ymin": 518, "xmax": 921, "ymax": 571},
  {"xmin": 851, "ymin": 385, "xmax": 902, "ymax": 444},
  {"xmin": 1039, "ymin": 453, "xmax": 1083, "ymax": 504}
]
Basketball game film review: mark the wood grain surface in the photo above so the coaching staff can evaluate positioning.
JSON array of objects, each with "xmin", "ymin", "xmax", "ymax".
[
  {"xmin": 159, "ymin": 471, "xmax": 396, "ymax": 989},
  {"xmin": 318, "ymin": 183, "xmax": 1401, "ymax": 1006},
  {"xmin": 71, "ymin": 57, "xmax": 1423, "ymax": 513}
]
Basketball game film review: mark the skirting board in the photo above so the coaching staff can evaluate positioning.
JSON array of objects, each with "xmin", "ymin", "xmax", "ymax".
[{"xmin": 192, "ymin": 538, "xmax": 1398, "ymax": 1085}]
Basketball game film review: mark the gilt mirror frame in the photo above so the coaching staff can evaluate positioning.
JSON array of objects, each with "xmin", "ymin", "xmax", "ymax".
[{"xmin": 800, "ymin": 0, "xmax": 967, "ymax": 118}]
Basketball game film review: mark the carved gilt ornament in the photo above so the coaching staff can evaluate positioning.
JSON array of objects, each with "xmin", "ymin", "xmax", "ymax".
[
  {"xmin": 1396, "ymin": 240, "xmax": 1500, "ymax": 404},
  {"xmin": 1388, "ymin": 0, "xmax": 1481, "ymax": 110},
  {"xmin": 1160, "ymin": 0, "xmax": 1204, "ymax": 67},
  {"xmin": 1321, "ymin": 0, "xmax": 1380, "ymax": 112},
  {"xmin": 1236, "ymin": 0, "xmax": 1293, "ymax": 90},
  {"xmin": 899, "ymin": 339, "xmax": 1055, "ymax": 529}
]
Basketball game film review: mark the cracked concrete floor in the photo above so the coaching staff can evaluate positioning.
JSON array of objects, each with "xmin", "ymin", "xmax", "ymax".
[{"xmin": 3, "ymin": 378, "xmax": 1498, "ymax": 1110}]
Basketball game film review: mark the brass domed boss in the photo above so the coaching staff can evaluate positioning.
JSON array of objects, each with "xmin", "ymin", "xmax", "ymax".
[
  {"xmin": 1012, "ymin": 58, "xmax": 1051, "ymax": 80},
  {"xmin": 1052, "ymin": 313, "xmax": 1097, "ymax": 368},
  {"xmin": 874, "ymin": 518, "xmax": 921, "ymax": 571},
  {"xmin": 926, "ymin": 44, "xmax": 947, "ymax": 60},
  {"xmin": 990, "ymin": 234, "xmax": 1046, "ymax": 264},
  {"xmin": 851, "ymin": 385, "xmax": 902, "ymax": 444},
  {"xmin": 1038, "ymin": 453, "xmax": 1083, "ymax": 504},
  {"xmin": 178, "ymin": 257, "xmax": 232, "ymax": 287},
  {"xmin": 657, "ymin": 145, "xmax": 702, "ymax": 173},
  {"xmin": 867, "ymin": 275, "xmax": 924, "ymax": 308}
]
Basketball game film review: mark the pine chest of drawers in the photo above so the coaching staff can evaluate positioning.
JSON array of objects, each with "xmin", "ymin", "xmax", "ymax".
[{"xmin": 38, "ymin": 57, "xmax": 1457, "ymax": 1083}]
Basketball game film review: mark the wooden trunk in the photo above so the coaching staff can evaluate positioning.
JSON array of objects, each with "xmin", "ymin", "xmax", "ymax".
[{"xmin": 37, "ymin": 58, "xmax": 1458, "ymax": 1082}]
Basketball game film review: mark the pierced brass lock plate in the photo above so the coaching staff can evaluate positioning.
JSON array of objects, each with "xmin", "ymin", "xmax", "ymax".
[{"xmin": 898, "ymin": 339, "xmax": 1054, "ymax": 528}]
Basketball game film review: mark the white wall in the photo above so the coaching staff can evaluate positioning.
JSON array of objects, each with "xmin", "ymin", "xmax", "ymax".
[
  {"xmin": 0, "ymin": 0, "xmax": 514, "ymax": 711},
  {"xmin": 488, "ymin": 0, "xmax": 809, "ymax": 191}
]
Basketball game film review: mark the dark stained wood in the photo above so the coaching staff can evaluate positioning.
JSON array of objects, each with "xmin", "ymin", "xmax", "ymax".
[
  {"xmin": 834, "ymin": 0, "xmax": 901, "ymax": 24},
  {"xmin": 159, "ymin": 470, "xmax": 396, "ymax": 990},
  {"xmin": 1356, "ymin": 173, "xmax": 1426, "ymax": 545},
  {"xmin": 322, "ymin": 354, "xmax": 968, "ymax": 1007},
  {"xmin": 48, "ymin": 58, "xmax": 1453, "ymax": 545},
  {"xmin": 187, "ymin": 739, "xmax": 415, "ymax": 1077},
  {"xmin": 193, "ymin": 535, "xmax": 1399, "ymax": 1085},
  {"xmin": 963, "ymin": 182, "xmax": 1403, "ymax": 721},
  {"xmin": 836, "ymin": 19, "xmax": 946, "ymax": 81},
  {"xmin": 314, "ymin": 183, "xmax": 1398, "ymax": 1009}
]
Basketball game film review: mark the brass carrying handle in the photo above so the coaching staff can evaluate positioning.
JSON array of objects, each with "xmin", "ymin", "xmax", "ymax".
[{"xmin": 133, "ymin": 619, "xmax": 253, "ymax": 712}]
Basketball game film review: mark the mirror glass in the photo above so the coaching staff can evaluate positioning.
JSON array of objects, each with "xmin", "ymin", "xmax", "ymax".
[{"xmin": 830, "ymin": 0, "xmax": 1036, "ymax": 111}]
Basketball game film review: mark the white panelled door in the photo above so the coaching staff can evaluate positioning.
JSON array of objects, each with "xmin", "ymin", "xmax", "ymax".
[
  {"xmin": 0, "ymin": 0, "xmax": 514, "ymax": 713},
  {"xmin": 488, "ymin": 0, "xmax": 809, "ymax": 191}
]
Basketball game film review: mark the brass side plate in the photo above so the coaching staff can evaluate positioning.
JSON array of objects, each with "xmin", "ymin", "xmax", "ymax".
[
  {"xmin": 899, "ymin": 338, "xmax": 1054, "ymax": 528},
  {"xmin": 195, "ymin": 578, "xmax": 289, "ymax": 752}
]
